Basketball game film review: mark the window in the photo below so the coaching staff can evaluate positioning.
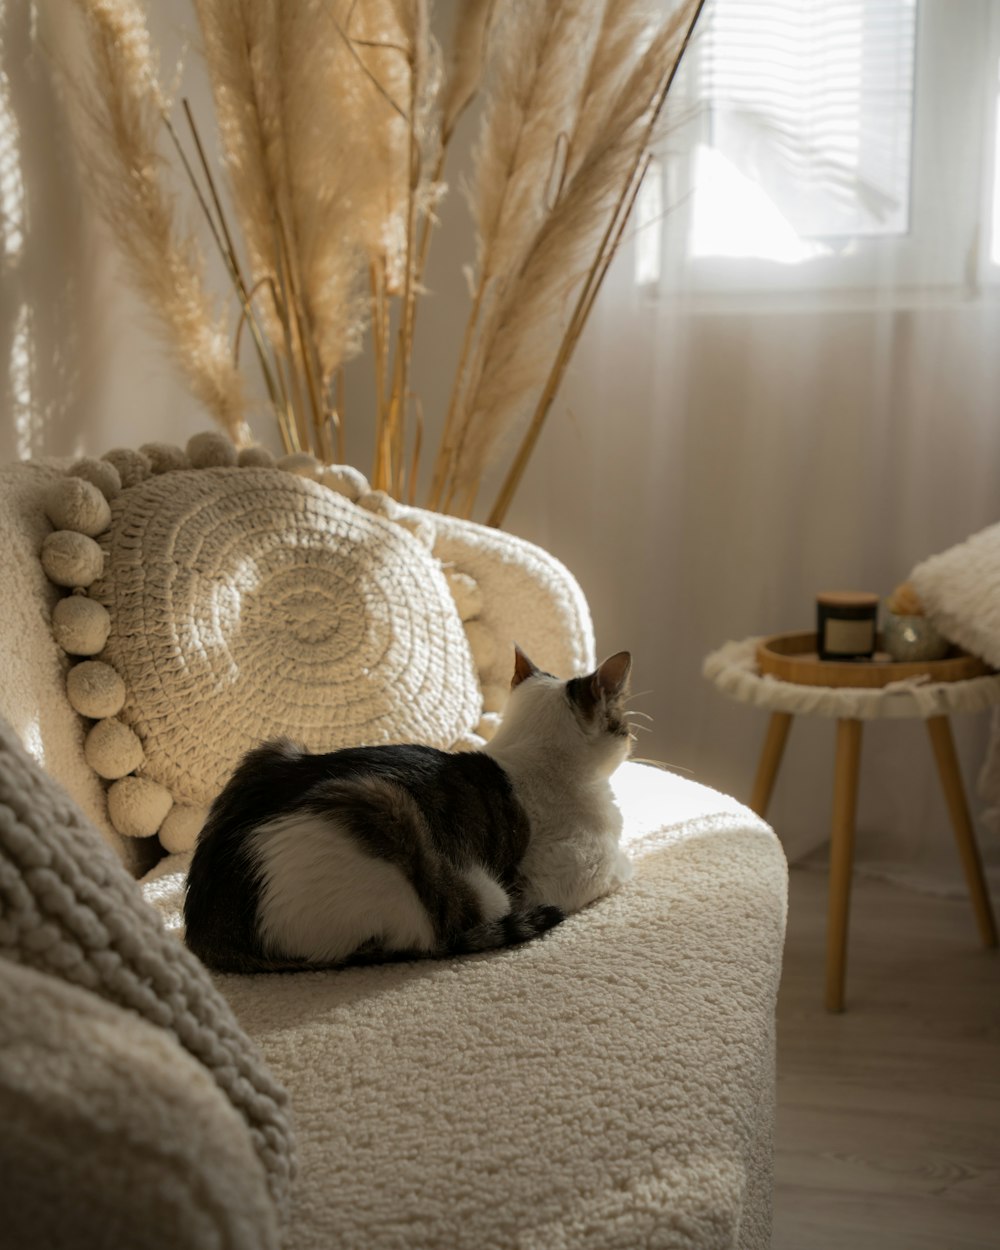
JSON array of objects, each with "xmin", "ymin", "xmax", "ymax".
[
  {"xmin": 690, "ymin": 0, "xmax": 916, "ymax": 259},
  {"xmin": 641, "ymin": 0, "xmax": 1000, "ymax": 297}
]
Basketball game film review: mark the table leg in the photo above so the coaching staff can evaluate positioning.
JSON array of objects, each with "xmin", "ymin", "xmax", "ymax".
[
  {"xmin": 826, "ymin": 718, "xmax": 863, "ymax": 1013},
  {"xmin": 926, "ymin": 716, "xmax": 998, "ymax": 948},
  {"xmin": 750, "ymin": 712, "xmax": 794, "ymax": 818}
]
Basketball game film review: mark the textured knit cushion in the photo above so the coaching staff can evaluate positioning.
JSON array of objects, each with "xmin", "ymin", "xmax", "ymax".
[
  {"xmin": 89, "ymin": 467, "xmax": 480, "ymax": 807},
  {"xmin": 911, "ymin": 521, "xmax": 1000, "ymax": 669},
  {"xmin": 0, "ymin": 716, "xmax": 296, "ymax": 1222},
  {"xmin": 0, "ymin": 957, "xmax": 280, "ymax": 1250}
]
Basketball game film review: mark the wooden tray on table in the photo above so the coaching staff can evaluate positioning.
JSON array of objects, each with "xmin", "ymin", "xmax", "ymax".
[{"xmin": 756, "ymin": 631, "xmax": 992, "ymax": 689}]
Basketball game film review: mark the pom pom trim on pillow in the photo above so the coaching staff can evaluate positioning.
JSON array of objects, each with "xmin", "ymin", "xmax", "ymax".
[{"xmin": 38, "ymin": 435, "xmax": 502, "ymax": 854}]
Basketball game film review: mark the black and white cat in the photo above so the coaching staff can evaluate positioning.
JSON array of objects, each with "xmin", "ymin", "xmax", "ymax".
[{"xmin": 183, "ymin": 647, "xmax": 634, "ymax": 973}]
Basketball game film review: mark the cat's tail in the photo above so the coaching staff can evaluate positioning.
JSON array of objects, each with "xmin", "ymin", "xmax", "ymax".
[
  {"xmin": 187, "ymin": 908, "xmax": 566, "ymax": 974},
  {"xmin": 448, "ymin": 905, "xmax": 565, "ymax": 955}
]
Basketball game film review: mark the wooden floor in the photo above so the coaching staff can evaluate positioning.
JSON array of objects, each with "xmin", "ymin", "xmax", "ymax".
[{"xmin": 774, "ymin": 867, "xmax": 1000, "ymax": 1250}]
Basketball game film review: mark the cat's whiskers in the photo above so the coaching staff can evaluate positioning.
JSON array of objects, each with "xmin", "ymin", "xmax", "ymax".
[
  {"xmin": 624, "ymin": 709, "xmax": 653, "ymax": 736},
  {"xmin": 631, "ymin": 757, "xmax": 695, "ymax": 775}
]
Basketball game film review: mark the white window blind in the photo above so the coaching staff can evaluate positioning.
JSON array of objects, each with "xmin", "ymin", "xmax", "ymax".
[{"xmin": 686, "ymin": 0, "xmax": 917, "ymax": 262}]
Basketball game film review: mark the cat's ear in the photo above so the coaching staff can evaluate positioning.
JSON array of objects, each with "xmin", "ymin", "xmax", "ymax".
[
  {"xmin": 591, "ymin": 651, "xmax": 632, "ymax": 700},
  {"xmin": 511, "ymin": 645, "xmax": 539, "ymax": 688}
]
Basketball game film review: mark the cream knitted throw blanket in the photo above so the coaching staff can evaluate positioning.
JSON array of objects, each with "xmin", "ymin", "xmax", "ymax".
[{"xmin": 0, "ymin": 716, "xmax": 296, "ymax": 1222}]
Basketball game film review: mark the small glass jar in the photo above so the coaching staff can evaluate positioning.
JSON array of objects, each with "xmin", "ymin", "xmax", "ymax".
[
  {"xmin": 816, "ymin": 591, "xmax": 879, "ymax": 661},
  {"xmin": 882, "ymin": 612, "xmax": 950, "ymax": 662}
]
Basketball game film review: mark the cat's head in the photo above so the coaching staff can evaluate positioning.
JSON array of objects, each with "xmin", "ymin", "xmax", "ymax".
[{"xmin": 496, "ymin": 646, "xmax": 634, "ymax": 775}]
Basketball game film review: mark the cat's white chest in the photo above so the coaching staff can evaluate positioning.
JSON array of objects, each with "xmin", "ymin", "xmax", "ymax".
[{"xmin": 516, "ymin": 777, "xmax": 628, "ymax": 913}]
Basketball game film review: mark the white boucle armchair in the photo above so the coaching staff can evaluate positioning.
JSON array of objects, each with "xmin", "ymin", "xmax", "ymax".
[{"xmin": 0, "ymin": 455, "xmax": 787, "ymax": 1250}]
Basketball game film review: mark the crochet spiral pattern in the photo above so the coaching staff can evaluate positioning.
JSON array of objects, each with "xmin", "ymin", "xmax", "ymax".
[{"xmin": 90, "ymin": 467, "xmax": 480, "ymax": 807}]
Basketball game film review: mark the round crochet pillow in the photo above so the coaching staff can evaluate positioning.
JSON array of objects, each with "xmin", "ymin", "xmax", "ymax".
[{"xmin": 89, "ymin": 468, "xmax": 480, "ymax": 807}]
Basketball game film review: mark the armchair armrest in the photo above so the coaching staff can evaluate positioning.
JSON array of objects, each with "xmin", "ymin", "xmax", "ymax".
[
  {"xmin": 426, "ymin": 509, "xmax": 596, "ymax": 695},
  {"xmin": 0, "ymin": 463, "xmax": 117, "ymax": 850}
]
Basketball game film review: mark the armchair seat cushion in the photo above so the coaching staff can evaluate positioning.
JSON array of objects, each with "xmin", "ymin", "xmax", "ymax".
[{"xmin": 142, "ymin": 762, "xmax": 787, "ymax": 1250}]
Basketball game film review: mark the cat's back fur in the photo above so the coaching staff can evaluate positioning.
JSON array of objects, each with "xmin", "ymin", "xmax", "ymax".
[
  {"xmin": 184, "ymin": 649, "xmax": 634, "ymax": 973},
  {"xmin": 184, "ymin": 739, "xmax": 550, "ymax": 972}
]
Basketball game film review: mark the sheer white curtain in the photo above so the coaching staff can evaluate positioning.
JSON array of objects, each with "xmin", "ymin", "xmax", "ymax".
[
  {"xmin": 5, "ymin": 0, "xmax": 999, "ymax": 889},
  {"xmin": 506, "ymin": 0, "xmax": 1000, "ymax": 890}
]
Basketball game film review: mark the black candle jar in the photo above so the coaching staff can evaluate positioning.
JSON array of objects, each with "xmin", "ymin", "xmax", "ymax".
[{"xmin": 816, "ymin": 592, "xmax": 879, "ymax": 661}]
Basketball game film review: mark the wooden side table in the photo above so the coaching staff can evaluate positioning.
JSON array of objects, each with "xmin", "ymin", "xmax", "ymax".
[{"xmin": 704, "ymin": 633, "xmax": 1000, "ymax": 1012}]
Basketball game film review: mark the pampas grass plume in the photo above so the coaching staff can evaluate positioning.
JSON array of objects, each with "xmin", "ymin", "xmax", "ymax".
[
  {"xmin": 451, "ymin": 0, "xmax": 697, "ymax": 502},
  {"xmin": 440, "ymin": 0, "xmax": 496, "ymax": 144},
  {"xmin": 59, "ymin": 0, "xmax": 703, "ymax": 514},
  {"xmin": 67, "ymin": 0, "xmax": 245, "ymax": 438}
]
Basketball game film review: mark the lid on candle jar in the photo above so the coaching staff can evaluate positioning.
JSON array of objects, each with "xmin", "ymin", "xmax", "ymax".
[{"xmin": 816, "ymin": 591, "xmax": 879, "ymax": 608}]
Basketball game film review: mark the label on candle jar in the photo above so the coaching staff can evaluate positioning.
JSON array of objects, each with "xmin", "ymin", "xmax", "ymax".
[{"xmin": 823, "ymin": 618, "xmax": 875, "ymax": 656}]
